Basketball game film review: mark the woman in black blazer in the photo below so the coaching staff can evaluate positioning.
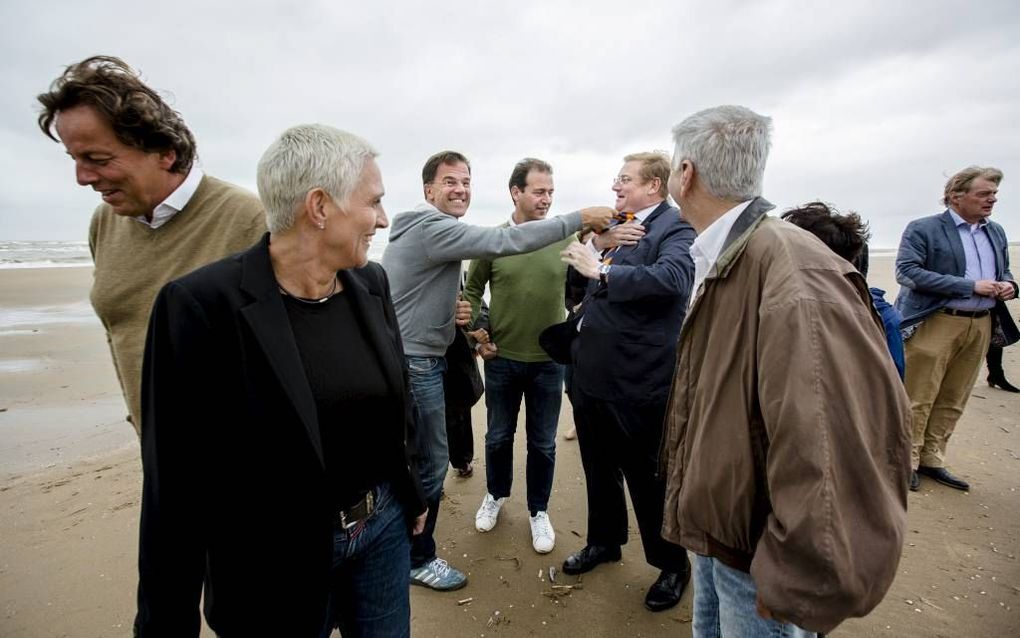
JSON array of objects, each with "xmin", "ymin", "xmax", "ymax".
[{"xmin": 135, "ymin": 125, "xmax": 426, "ymax": 638}]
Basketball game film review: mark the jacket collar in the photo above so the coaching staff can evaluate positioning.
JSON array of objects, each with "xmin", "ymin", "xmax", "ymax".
[
  {"xmin": 713, "ymin": 196, "xmax": 775, "ymax": 280},
  {"xmin": 238, "ymin": 234, "xmax": 325, "ymax": 468},
  {"xmin": 681, "ymin": 197, "xmax": 774, "ymax": 331},
  {"xmin": 938, "ymin": 210, "xmax": 968, "ymax": 275}
]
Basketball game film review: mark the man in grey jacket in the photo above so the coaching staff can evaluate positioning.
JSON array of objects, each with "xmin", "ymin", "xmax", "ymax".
[
  {"xmin": 895, "ymin": 166, "xmax": 1017, "ymax": 492},
  {"xmin": 382, "ymin": 150, "xmax": 612, "ymax": 590}
]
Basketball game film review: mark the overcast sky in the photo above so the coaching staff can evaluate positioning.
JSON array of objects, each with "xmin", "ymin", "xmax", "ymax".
[{"xmin": 1, "ymin": 0, "xmax": 1017, "ymax": 248}]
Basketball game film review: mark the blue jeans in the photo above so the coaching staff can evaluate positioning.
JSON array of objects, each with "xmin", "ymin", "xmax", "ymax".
[
  {"xmin": 405, "ymin": 355, "xmax": 448, "ymax": 567},
  {"xmin": 320, "ymin": 483, "xmax": 411, "ymax": 638},
  {"xmin": 692, "ymin": 554, "xmax": 817, "ymax": 638},
  {"xmin": 483, "ymin": 357, "xmax": 562, "ymax": 512}
]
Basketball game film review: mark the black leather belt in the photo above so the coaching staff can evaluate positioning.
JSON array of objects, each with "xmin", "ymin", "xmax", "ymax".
[
  {"xmin": 941, "ymin": 308, "xmax": 990, "ymax": 318},
  {"xmin": 335, "ymin": 490, "xmax": 376, "ymax": 530}
]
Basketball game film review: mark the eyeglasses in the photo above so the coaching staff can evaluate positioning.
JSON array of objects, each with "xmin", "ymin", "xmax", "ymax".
[{"xmin": 612, "ymin": 175, "xmax": 634, "ymax": 186}]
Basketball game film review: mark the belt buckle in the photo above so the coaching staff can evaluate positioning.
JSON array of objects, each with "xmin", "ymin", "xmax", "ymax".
[{"xmin": 339, "ymin": 490, "xmax": 375, "ymax": 530}]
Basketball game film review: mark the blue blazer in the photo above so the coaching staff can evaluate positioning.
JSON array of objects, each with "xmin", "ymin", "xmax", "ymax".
[
  {"xmin": 894, "ymin": 210, "xmax": 1017, "ymax": 343},
  {"xmin": 572, "ymin": 201, "xmax": 696, "ymax": 404}
]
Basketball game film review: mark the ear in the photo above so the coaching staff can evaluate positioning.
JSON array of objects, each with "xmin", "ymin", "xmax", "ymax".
[
  {"xmin": 647, "ymin": 177, "xmax": 662, "ymax": 196},
  {"xmin": 679, "ymin": 161, "xmax": 695, "ymax": 198},
  {"xmin": 304, "ymin": 188, "xmax": 330, "ymax": 228},
  {"xmin": 157, "ymin": 149, "xmax": 177, "ymax": 170},
  {"xmin": 510, "ymin": 185, "xmax": 521, "ymax": 205},
  {"xmin": 423, "ymin": 182, "xmax": 434, "ymax": 203}
]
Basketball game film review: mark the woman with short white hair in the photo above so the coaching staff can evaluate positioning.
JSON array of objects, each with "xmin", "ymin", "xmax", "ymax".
[{"xmin": 135, "ymin": 124, "xmax": 426, "ymax": 638}]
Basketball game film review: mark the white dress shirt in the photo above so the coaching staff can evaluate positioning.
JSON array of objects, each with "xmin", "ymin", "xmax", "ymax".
[
  {"xmin": 688, "ymin": 200, "xmax": 754, "ymax": 306},
  {"xmin": 134, "ymin": 164, "xmax": 205, "ymax": 229}
]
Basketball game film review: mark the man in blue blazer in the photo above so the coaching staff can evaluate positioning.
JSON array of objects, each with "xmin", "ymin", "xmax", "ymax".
[
  {"xmin": 895, "ymin": 166, "xmax": 1017, "ymax": 492},
  {"xmin": 560, "ymin": 152, "xmax": 696, "ymax": 611}
]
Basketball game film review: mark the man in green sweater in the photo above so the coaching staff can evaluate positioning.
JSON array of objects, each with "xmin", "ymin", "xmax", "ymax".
[
  {"xmin": 37, "ymin": 56, "xmax": 266, "ymax": 435},
  {"xmin": 464, "ymin": 158, "xmax": 574, "ymax": 554}
]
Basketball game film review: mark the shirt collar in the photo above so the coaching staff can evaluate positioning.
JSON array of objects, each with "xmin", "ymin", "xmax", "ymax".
[
  {"xmin": 947, "ymin": 207, "xmax": 988, "ymax": 230},
  {"xmin": 632, "ymin": 201, "xmax": 662, "ymax": 222},
  {"xmin": 134, "ymin": 164, "xmax": 204, "ymax": 229},
  {"xmin": 690, "ymin": 199, "xmax": 754, "ymax": 265}
]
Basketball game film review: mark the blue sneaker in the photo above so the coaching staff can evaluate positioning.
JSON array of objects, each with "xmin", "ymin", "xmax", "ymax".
[{"xmin": 410, "ymin": 557, "xmax": 467, "ymax": 591}]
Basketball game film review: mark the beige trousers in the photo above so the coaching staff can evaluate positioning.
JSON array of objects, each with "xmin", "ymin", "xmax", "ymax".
[{"xmin": 903, "ymin": 311, "xmax": 991, "ymax": 469}]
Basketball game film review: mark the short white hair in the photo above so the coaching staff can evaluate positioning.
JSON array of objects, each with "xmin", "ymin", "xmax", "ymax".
[
  {"xmin": 671, "ymin": 105, "xmax": 772, "ymax": 202},
  {"xmin": 257, "ymin": 124, "xmax": 378, "ymax": 233}
]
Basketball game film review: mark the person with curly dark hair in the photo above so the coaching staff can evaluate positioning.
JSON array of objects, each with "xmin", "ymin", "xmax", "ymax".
[
  {"xmin": 37, "ymin": 56, "xmax": 266, "ymax": 435},
  {"xmin": 780, "ymin": 201, "xmax": 905, "ymax": 379}
]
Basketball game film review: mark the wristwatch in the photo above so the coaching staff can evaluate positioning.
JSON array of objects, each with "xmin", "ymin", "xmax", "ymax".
[{"xmin": 598, "ymin": 263, "xmax": 611, "ymax": 284}]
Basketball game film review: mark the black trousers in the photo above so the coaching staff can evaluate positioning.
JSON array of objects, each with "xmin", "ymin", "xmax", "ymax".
[
  {"xmin": 570, "ymin": 386, "xmax": 687, "ymax": 572},
  {"xmin": 987, "ymin": 344, "xmax": 1007, "ymax": 378},
  {"xmin": 445, "ymin": 402, "xmax": 474, "ymax": 470}
]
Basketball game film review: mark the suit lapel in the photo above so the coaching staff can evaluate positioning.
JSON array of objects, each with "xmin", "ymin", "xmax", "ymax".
[
  {"xmin": 600, "ymin": 201, "xmax": 673, "ymax": 271},
  {"xmin": 238, "ymin": 237, "xmax": 326, "ymax": 469},
  {"xmin": 939, "ymin": 210, "xmax": 967, "ymax": 275},
  {"xmin": 341, "ymin": 269, "xmax": 404, "ymax": 397},
  {"xmin": 986, "ymin": 223, "xmax": 1005, "ymax": 277}
]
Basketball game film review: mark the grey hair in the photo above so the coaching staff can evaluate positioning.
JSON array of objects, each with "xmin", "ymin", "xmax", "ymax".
[
  {"xmin": 257, "ymin": 124, "xmax": 378, "ymax": 234},
  {"xmin": 943, "ymin": 166, "xmax": 1003, "ymax": 207},
  {"xmin": 670, "ymin": 105, "xmax": 772, "ymax": 202}
]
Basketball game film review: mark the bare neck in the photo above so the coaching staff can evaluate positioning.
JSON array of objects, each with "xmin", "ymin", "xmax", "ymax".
[{"xmin": 268, "ymin": 229, "xmax": 340, "ymax": 298}]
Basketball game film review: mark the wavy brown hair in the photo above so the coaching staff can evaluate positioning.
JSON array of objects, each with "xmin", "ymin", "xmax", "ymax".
[{"xmin": 37, "ymin": 56, "xmax": 196, "ymax": 173}]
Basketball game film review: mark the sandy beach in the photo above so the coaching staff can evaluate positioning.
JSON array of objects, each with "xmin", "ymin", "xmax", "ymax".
[{"xmin": 1, "ymin": 253, "xmax": 1018, "ymax": 637}]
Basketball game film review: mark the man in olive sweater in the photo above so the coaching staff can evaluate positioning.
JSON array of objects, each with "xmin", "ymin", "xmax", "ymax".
[
  {"xmin": 463, "ymin": 158, "xmax": 573, "ymax": 555},
  {"xmin": 37, "ymin": 56, "xmax": 265, "ymax": 435}
]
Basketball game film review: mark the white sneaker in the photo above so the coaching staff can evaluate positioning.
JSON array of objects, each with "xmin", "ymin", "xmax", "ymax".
[
  {"xmin": 475, "ymin": 493, "xmax": 506, "ymax": 532},
  {"xmin": 529, "ymin": 511, "xmax": 555, "ymax": 553}
]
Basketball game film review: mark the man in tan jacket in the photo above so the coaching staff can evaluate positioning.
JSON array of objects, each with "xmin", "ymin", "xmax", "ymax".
[{"xmin": 660, "ymin": 105, "xmax": 911, "ymax": 636}]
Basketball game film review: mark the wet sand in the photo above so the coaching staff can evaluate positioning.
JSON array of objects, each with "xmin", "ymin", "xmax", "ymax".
[{"xmin": 0, "ymin": 255, "xmax": 1018, "ymax": 637}]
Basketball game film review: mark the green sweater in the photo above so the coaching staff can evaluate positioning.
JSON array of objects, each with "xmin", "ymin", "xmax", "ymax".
[
  {"xmin": 88, "ymin": 175, "xmax": 266, "ymax": 434},
  {"xmin": 464, "ymin": 228, "xmax": 574, "ymax": 363}
]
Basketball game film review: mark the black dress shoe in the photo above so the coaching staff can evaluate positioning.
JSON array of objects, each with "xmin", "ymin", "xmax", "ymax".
[
  {"xmin": 645, "ymin": 566, "xmax": 691, "ymax": 612},
  {"xmin": 917, "ymin": 465, "xmax": 970, "ymax": 491},
  {"xmin": 909, "ymin": 470, "xmax": 920, "ymax": 492},
  {"xmin": 562, "ymin": 544, "xmax": 621, "ymax": 575},
  {"xmin": 988, "ymin": 374, "xmax": 1020, "ymax": 393}
]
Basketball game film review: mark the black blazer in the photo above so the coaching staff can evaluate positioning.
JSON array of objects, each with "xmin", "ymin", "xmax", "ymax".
[
  {"xmin": 134, "ymin": 235, "xmax": 426, "ymax": 637},
  {"xmin": 572, "ymin": 201, "xmax": 696, "ymax": 404}
]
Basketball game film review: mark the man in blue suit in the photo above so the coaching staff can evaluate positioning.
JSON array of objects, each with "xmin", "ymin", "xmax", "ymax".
[
  {"xmin": 560, "ymin": 152, "xmax": 696, "ymax": 612},
  {"xmin": 895, "ymin": 166, "xmax": 1018, "ymax": 492}
]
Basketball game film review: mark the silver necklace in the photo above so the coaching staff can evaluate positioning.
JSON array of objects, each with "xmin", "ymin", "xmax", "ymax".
[{"xmin": 278, "ymin": 275, "xmax": 339, "ymax": 304}]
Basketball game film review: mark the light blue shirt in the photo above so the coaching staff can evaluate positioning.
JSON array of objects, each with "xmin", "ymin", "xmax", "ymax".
[{"xmin": 944, "ymin": 208, "xmax": 997, "ymax": 311}]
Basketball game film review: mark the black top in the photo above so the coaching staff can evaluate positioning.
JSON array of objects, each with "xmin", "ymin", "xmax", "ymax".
[{"xmin": 283, "ymin": 290, "xmax": 389, "ymax": 510}]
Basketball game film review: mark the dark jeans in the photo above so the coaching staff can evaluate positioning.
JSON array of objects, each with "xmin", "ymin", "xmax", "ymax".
[
  {"xmin": 570, "ymin": 386, "xmax": 687, "ymax": 572},
  {"xmin": 405, "ymin": 355, "xmax": 448, "ymax": 568},
  {"xmin": 483, "ymin": 357, "xmax": 562, "ymax": 513},
  {"xmin": 320, "ymin": 482, "xmax": 410, "ymax": 638}
]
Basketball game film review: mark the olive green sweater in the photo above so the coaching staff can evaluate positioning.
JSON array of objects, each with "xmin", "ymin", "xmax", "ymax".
[
  {"xmin": 464, "ymin": 228, "xmax": 574, "ymax": 363},
  {"xmin": 88, "ymin": 175, "xmax": 266, "ymax": 434}
]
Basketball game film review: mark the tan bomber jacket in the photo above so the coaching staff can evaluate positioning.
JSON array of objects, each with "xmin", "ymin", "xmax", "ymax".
[{"xmin": 661, "ymin": 199, "xmax": 911, "ymax": 633}]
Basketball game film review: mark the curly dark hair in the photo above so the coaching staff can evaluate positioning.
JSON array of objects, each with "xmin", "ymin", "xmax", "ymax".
[
  {"xmin": 37, "ymin": 56, "xmax": 196, "ymax": 173},
  {"xmin": 781, "ymin": 201, "xmax": 871, "ymax": 265}
]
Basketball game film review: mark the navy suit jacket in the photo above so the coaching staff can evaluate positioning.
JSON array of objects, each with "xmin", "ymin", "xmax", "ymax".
[
  {"xmin": 894, "ymin": 210, "xmax": 1017, "ymax": 343},
  {"xmin": 572, "ymin": 201, "xmax": 696, "ymax": 404}
]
